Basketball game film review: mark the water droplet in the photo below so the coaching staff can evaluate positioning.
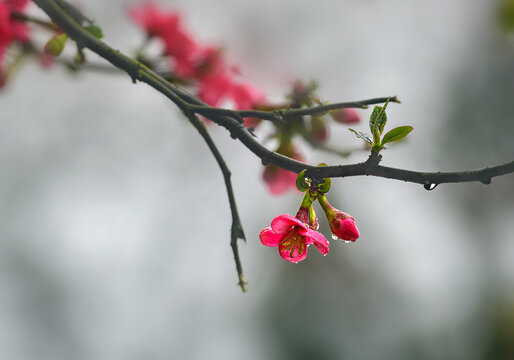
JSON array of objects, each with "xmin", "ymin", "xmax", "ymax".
[
  {"xmin": 423, "ymin": 182, "xmax": 438, "ymax": 191},
  {"xmin": 323, "ymin": 253, "xmax": 327, "ymax": 257},
  {"xmin": 331, "ymin": 234, "xmax": 339, "ymax": 240},
  {"xmin": 342, "ymin": 240, "xmax": 352, "ymax": 244}
]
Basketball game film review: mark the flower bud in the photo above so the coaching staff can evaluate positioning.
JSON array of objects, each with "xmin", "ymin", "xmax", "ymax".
[
  {"xmin": 330, "ymin": 108, "xmax": 360, "ymax": 124},
  {"xmin": 318, "ymin": 195, "xmax": 359, "ymax": 242}
]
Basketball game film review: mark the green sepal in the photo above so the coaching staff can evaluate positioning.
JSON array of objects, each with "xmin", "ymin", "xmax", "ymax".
[
  {"xmin": 380, "ymin": 126, "xmax": 413, "ymax": 146},
  {"xmin": 349, "ymin": 129, "xmax": 372, "ymax": 144},
  {"xmin": 296, "ymin": 169, "xmax": 310, "ymax": 192},
  {"xmin": 43, "ymin": 33, "xmax": 68, "ymax": 56},
  {"xmin": 318, "ymin": 178, "xmax": 331, "ymax": 193},
  {"xmin": 83, "ymin": 25, "xmax": 103, "ymax": 39}
]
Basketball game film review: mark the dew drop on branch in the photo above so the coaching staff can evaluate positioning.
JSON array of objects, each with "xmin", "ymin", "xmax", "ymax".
[{"xmin": 423, "ymin": 182, "xmax": 438, "ymax": 191}]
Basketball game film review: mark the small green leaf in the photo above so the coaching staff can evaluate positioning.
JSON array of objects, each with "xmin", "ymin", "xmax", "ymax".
[
  {"xmin": 349, "ymin": 128, "xmax": 372, "ymax": 144},
  {"xmin": 381, "ymin": 126, "xmax": 413, "ymax": 145},
  {"xmin": 84, "ymin": 25, "xmax": 103, "ymax": 39},
  {"xmin": 43, "ymin": 33, "xmax": 68, "ymax": 56},
  {"xmin": 369, "ymin": 99, "xmax": 389, "ymax": 143}
]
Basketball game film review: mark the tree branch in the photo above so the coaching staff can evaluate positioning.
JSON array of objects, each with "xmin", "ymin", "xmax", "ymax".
[
  {"xmin": 32, "ymin": 0, "xmax": 514, "ymax": 190},
  {"xmin": 182, "ymin": 111, "xmax": 248, "ymax": 292}
]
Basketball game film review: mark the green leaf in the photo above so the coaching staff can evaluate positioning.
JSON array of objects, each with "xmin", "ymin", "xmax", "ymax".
[
  {"xmin": 369, "ymin": 99, "xmax": 389, "ymax": 143},
  {"xmin": 84, "ymin": 25, "xmax": 103, "ymax": 39},
  {"xmin": 349, "ymin": 128, "xmax": 372, "ymax": 144},
  {"xmin": 43, "ymin": 33, "xmax": 68, "ymax": 56},
  {"xmin": 380, "ymin": 126, "xmax": 413, "ymax": 145}
]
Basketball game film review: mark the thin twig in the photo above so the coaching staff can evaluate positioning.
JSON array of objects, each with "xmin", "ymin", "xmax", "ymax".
[
  {"xmin": 11, "ymin": 11, "xmax": 59, "ymax": 31},
  {"xmin": 280, "ymin": 96, "xmax": 400, "ymax": 119},
  {"xmin": 182, "ymin": 111, "xmax": 247, "ymax": 292}
]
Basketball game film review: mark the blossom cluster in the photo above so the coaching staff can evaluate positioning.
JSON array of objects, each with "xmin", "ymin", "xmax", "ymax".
[
  {"xmin": 129, "ymin": 3, "xmax": 265, "ymax": 119},
  {"xmin": 128, "ymin": 4, "xmax": 363, "ymax": 196},
  {"xmin": 260, "ymin": 181, "xmax": 359, "ymax": 263}
]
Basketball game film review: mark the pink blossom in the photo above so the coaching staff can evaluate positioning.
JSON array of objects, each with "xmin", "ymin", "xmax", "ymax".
[
  {"xmin": 330, "ymin": 108, "xmax": 360, "ymax": 124},
  {"xmin": 232, "ymin": 83, "xmax": 266, "ymax": 128},
  {"xmin": 192, "ymin": 46, "xmax": 224, "ymax": 79},
  {"xmin": 262, "ymin": 144, "xmax": 304, "ymax": 195},
  {"xmin": 129, "ymin": 3, "xmax": 178, "ymax": 38},
  {"xmin": 197, "ymin": 72, "xmax": 233, "ymax": 107},
  {"xmin": 0, "ymin": 0, "xmax": 29, "ymax": 47},
  {"xmin": 129, "ymin": 3, "xmax": 200, "ymax": 73},
  {"xmin": 318, "ymin": 195, "xmax": 359, "ymax": 242},
  {"xmin": 0, "ymin": 4, "xmax": 13, "ymax": 52},
  {"xmin": 231, "ymin": 83, "xmax": 265, "ymax": 110},
  {"xmin": 5, "ymin": 0, "xmax": 29, "ymax": 11},
  {"xmin": 0, "ymin": 0, "xmax": 30, "ymax": 88},
  {"xmin": 128, "ymin": 3, "xmax": 267, "ymax": 128},
  {"xmin": 259, "ymin": 213, "xmax": 329, "ymax": 263}
]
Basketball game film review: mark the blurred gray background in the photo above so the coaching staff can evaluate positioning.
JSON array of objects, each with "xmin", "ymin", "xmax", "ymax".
[{"xmin": 1, "ymin": 0, "xmax": 513, "ymax": 359}]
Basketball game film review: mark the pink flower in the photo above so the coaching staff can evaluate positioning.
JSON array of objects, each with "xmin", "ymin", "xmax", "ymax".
[
  {"xmin": 0, "ymin": 4, "xmax": 13, "ymax": 51},
  {"xmin": 129, "ymin": 3, "xmax": 200, "ymax": 72},
  {"xmin": 330, "ymin": 108, "xmax": 360, "ymax": 124},
  {"xmin": 129, "ymin": 3, "xmax": 267, "ymax": 128},
  {"xmin": 0, "ymin": 0, "xmax": 29, "ymax": 47},
  {"xmin": 197, "ymin": 72, "xmax": 233, "ymax": 106},
  {"xmin": 0, "ymin": 0, "xmax": 30, "ymax": 88},
  {"xmin": 231, "ymin": 82, "xmax": 266, "ymax": 128},
  {"xmin": 192, "ymin": 46, "xmax": 224, "ymax": 79},
  {"xmin": 259, "ymin": 213, "xmax": 329, "ymax": 263},
  {"xmin": 5, "ymin": 0, "xmax": 29, "ymax": 11},
  {"xmin": 231, "ymin": 83, "xmax": 265, "ymax": 110},
  {"xmin": 318, "ymin": 195, "xmax": 359, "ymax": 242},
  {"xmin": 262, "ymin": 144, "xmax": 304, "ymax": 195},
  {"xmin": 129, "ymin": 3, "xmax": 177, "ymax": 38}
]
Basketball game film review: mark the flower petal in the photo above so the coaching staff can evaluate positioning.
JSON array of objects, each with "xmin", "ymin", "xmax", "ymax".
[
  {"xmin": 259, "ymin": 227, "xmax": 282, "ymax": 247},
  {"xmin": 304, "ymin": 229, "xmax": 330, "ymax": 255},
  {"xmin": 278, "ymin": 241, "xmax": 308, "ymax": 263},
  {"xmin": 271, "ymin": 213, "xmax": 306, "ymax": 234}
]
